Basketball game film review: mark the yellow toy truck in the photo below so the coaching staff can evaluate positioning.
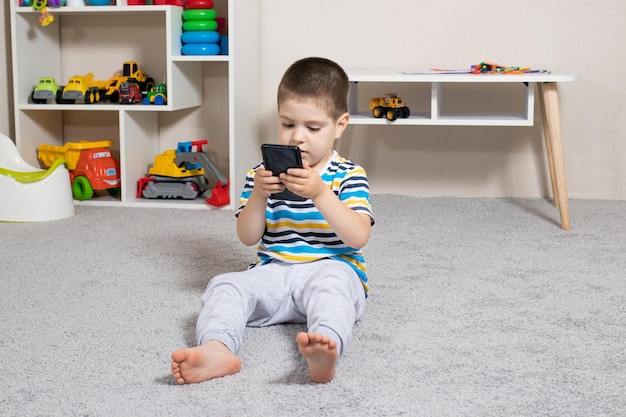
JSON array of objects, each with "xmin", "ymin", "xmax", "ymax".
[
  {"xmin": 369, "ymin": 93, "xmax": 411, "ymax": 121},
  {"xmin": 38, "ymin": 140, "xmax": 121, "ymax": 200},
  {"xmin": 59, "ymin": 61, "xmax": 154, "ymax": 104},
  {"xmin": 60, "ymin": 73, "xmax": 108, "ymax": 104}
]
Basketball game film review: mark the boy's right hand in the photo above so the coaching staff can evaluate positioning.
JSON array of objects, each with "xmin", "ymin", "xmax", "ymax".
[{"xmin": 252, "ymin": 166, "xmax": 286, "ymax": 198}]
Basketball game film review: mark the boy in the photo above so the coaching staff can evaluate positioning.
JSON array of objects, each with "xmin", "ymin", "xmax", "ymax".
[{"xmin": 171, "ymin": 57, "xmax": 373, "ymax": 384}]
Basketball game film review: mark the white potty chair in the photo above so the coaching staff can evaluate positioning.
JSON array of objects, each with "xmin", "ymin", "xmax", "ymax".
[{"xmin": 0, "ymin": 133, "xmax": 74, "ymax": 222}]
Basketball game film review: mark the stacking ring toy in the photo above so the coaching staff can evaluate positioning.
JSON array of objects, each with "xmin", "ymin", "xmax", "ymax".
[
  {"xmin": 183, "ymin": 20, "xmax": 218, "ymax": 31},
  {"xmin": 184, "ymin": 0, "xmax": 214, "ymax": 9},
  {"xmin": 181, "ymin": 31, "xmax": 220, "ymax": 44},
  {"xmin": 182, "ymin": 9, "xmax": 217, "ymax": 21},
  {"xmin": 182, "ymin": 43, "xmax": 221, "ymax": 56}
]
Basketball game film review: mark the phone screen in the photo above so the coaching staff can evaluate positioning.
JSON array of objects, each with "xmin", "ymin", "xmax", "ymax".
[
  {"xmin": 260, "ymin": 144, "xmax": 306, "ymax": 201},
  {"xmin": 261, "ymin": 144, "xmax": 303, "ymax": 176}
]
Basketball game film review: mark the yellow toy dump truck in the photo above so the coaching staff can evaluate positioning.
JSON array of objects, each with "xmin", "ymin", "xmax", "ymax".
[
  {"xmin": 369, "ymin": 93, "xmax": 411, "ymax": 121},
  {"xmin": 38, "ymin": 140, "xmax": 121, "ymax": 200}
]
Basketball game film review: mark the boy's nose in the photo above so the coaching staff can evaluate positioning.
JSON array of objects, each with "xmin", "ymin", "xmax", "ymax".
[{"xmin": 290, "ymin": 128, "xmax": 305, "ymax": 144}]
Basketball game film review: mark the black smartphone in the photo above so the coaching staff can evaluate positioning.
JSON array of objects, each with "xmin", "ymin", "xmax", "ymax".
[
  {"xmin": 261, "ymin": 144, "xmax": 303, "ymax": 176},
  {"xmin": 261, "ymin": 144, "xmax": 306, "ymax": 201}
]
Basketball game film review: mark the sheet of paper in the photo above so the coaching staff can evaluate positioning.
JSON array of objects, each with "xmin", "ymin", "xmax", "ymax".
[{"xmin": 400, "ymin": 69, "xmax": 471, "ymax": 75}]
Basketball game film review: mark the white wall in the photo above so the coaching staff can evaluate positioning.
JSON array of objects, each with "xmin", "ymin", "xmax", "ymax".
[
  {"xmin": 2, "ymin": 1, "xmax": 625, "ymax": 200},
  {"xmin": 257, "ymin": 0, "xmax": 626, "ymax": 200},
  {"xmin": 1, "ymin": 2, "xmax": 13, "ymax": 140}
]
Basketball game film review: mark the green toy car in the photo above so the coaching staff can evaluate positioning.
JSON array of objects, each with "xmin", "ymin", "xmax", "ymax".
[
  {"xmin": 32, "ymin": 77, "xmax": 63, "ymax": 104},
  {"xmin": 142, "ymin": 83, "xmax": 167, "ymax": 105}
]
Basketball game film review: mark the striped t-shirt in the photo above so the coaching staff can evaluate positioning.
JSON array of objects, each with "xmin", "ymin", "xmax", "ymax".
[{"xmin": 236, "ymin": 151, "xmax": 374, "ymax": 295}]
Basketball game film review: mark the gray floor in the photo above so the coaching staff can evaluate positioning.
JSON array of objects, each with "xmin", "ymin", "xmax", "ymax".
[{"xmin": 1, "ymin": 196, "xmax": 624, "ymax": 416}]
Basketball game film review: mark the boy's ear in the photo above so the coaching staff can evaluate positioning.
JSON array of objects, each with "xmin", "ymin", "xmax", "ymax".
[{"xmin": 334, "ymin": 112, "xmax": 350, "ymax": 139}]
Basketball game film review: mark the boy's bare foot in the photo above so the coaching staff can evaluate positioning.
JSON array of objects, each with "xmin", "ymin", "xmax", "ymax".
[
  {"xmin": 171, "ymin": 340, "xmax": 242, "ymax": 384},
  {"xmin": 296, "ymin": 332, "xmax": 338, "ymax": 383}
]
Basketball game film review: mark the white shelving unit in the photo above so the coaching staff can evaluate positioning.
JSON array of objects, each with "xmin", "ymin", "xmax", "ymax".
[{"xmin": 9, "ymin": 2, "xmax": 259, "ymax": 209}]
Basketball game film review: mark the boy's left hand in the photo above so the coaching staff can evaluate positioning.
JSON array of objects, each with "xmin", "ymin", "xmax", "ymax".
[{"xmin": 279, "ymin": 161, "xmax": 326, "ymax": 200}]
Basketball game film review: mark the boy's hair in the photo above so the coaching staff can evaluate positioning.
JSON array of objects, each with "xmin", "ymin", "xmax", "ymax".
[{"xmin": 277, "ymin": 57, "xmax": 350, "ymax": 120}]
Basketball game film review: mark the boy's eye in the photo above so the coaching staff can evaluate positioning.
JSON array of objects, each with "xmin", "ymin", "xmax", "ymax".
[
  {"xmin": 308, "ymin": 126, "xmax": 321, "ymax": 132},
  {"xmin": 282, "ymin": 123, "xmax": 294, "ymax": 128}
]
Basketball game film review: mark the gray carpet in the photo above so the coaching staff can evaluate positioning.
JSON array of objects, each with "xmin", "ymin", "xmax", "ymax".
[{"xmin": 1, "ymin": 195, "xmax": 624, "ymax": 417}]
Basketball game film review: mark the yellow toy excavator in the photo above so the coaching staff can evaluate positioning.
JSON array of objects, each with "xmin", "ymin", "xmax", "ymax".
[{"xmin": 137, "ymin": 140, "xmax": 230, "ymax": 207}]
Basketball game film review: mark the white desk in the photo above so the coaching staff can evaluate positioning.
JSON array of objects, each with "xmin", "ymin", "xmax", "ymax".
[{"xmin": 347, "ymin": 72, "xmax": 580, "ymax": 230}]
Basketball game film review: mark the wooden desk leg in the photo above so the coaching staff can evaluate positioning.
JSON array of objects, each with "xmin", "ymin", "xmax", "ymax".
[
  {"xmin": 538, "ymin": 82, "xmax": 571, "ymax": 230},
  {"xmin": 538, "ymin": 85, "xmax": 558, "ymax": 209}
]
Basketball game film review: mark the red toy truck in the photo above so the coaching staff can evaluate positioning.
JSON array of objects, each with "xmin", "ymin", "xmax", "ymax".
[
  {"xmin": 118, "ymin": 81, "xmax": 142, "ymax": 104},
  {"xmin": 38, "ymin": 140, "xmax": 121, "ymax": 201}
]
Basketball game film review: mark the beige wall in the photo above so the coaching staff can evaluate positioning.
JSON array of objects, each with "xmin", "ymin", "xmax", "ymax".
[{"xmin": 2, "ymin": 1, "xmax": 625, "ymax": 200}]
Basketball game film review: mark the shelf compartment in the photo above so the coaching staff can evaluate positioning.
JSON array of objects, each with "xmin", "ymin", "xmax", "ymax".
[
  {"xmin": 348, "ymin": 79, "xmax": 535, "ymax": 127},
  {"xmin": 12, "ymin": 5, "xmax": 201, "ymax": 111}
]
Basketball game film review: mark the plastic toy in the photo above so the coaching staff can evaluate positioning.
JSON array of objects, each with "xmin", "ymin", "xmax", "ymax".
[
  {"xmin": 59, "ymin": 71, "xmax": 123, "ymax": 104},
  {"xmin": 32, "ymin": 0, "xmax": 57, "ymax": 27},
  {"xmin": 183, "ymin": 9, "xmax": 217, "ymax": 21},
  {"xmin": 102, "ymin": 61, "xmax": 154, "ymax": 103},
  {"xmin": 118, "ymin": 81, "xmax": 142, "ymax": 104},
  {"xmin": 120, "ymin": 61, "xmax": 154, "ymax": 93},
  {"xmin": 181, "ymin": 8, "xmax": 222, "ymax": 55},
  {"xmin": 0, "ymin": 132, "xmax": 74, "ymax": 222},
  {"xmin": 185, "ymin": 0, "xmax": 214, "ymax": 8},
  {"xmin": 38, "ymin": 140, "xmax": 121, "ymax": 201},
  {"xmin": 59, "ymin": 61, "xmax": 154, "ymax": 104},
  {"xmin": 32, "ymin": 77, "xmax": 63, "ymax": 104},
  {"xmin": 183, "ymin": 20, "xmax": 218, "ymax": 31},
  {"xmin": 182, "ymin": 43, "xmax": 220, "ymax": 56},
  {"xmin": 137, "ymin": 140, "xmax": 230, "ymax": 207},
  {"xmin": 181, "ymin": 31, "xmax": 220, "ymax": 44},
  {"xmin": 21, "ymin": 0, "xmax": 64, "ymax": 6},
  {"xmin": 60, "ymin": 73, "xmax": 104, "ymax": 104},
  {"xmin": 369, "ymin": 93, "xmax": 410, "ymax": 122},
  {"xmin": 152, "ymin": 0, "xmax": 188, "ymax": 5},
  {"xmin": 470, "ymin": 61, "xmax": 547, "ymax": 74},
  {"xmin": 142, "ymin": 83, "xmax": 167, "ymax": 105}
]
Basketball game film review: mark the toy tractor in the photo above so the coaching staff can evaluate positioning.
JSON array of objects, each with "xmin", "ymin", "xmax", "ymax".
[
  {"xmin": 369, "ymin": 93, "xmax": 410, "ymax": 121},
  {"xmin": 143, "ymin": 83, "xmax": 167, "ymax": 105}
]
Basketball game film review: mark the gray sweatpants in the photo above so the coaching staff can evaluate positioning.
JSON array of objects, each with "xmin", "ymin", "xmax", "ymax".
[{"xmin": 196, "ymin": 259, "xmax": 366, "ymax": 356}]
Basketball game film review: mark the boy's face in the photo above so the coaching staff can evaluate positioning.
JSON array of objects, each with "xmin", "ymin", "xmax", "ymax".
[{"xmin": 277, "ymin": 97, "xmax": 349, "ymax": 172}]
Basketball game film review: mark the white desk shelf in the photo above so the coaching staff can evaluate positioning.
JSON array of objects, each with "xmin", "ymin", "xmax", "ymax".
[
  {"xmin": 348, "ymin": 72, "xmax": 579, "ymax": 127},
  {"xmin": 347, "ymin": 71, "xmax": 581, "ymax": 229}
]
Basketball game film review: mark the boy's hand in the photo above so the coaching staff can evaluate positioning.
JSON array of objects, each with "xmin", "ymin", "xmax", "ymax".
[
  {"xmin": 279, "ymin": 161, "xmax": 326, "ymax": 200},
  {"xmin": 281, "ymin": 161, "xmax": 371, "ymax": 248},
  {"xmin": 252, "ymin": 166, "xmax": 286, "ymax": 198}
]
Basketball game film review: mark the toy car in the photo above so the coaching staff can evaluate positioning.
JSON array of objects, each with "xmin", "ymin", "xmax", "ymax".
[
  {"xmin": 118, "ymin": 81, "xmax": 142, "ymax": 104},
  {"xmin": 143, "ymin": 83, "xmax": 167, "ymax": 105},
  {"xmin": 369, "ymin": 93, "xmax": 410, "ymax": 121},
  {"xmin": 31, "ymin": 77, "xmax": 63, "ymax": 104}
]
